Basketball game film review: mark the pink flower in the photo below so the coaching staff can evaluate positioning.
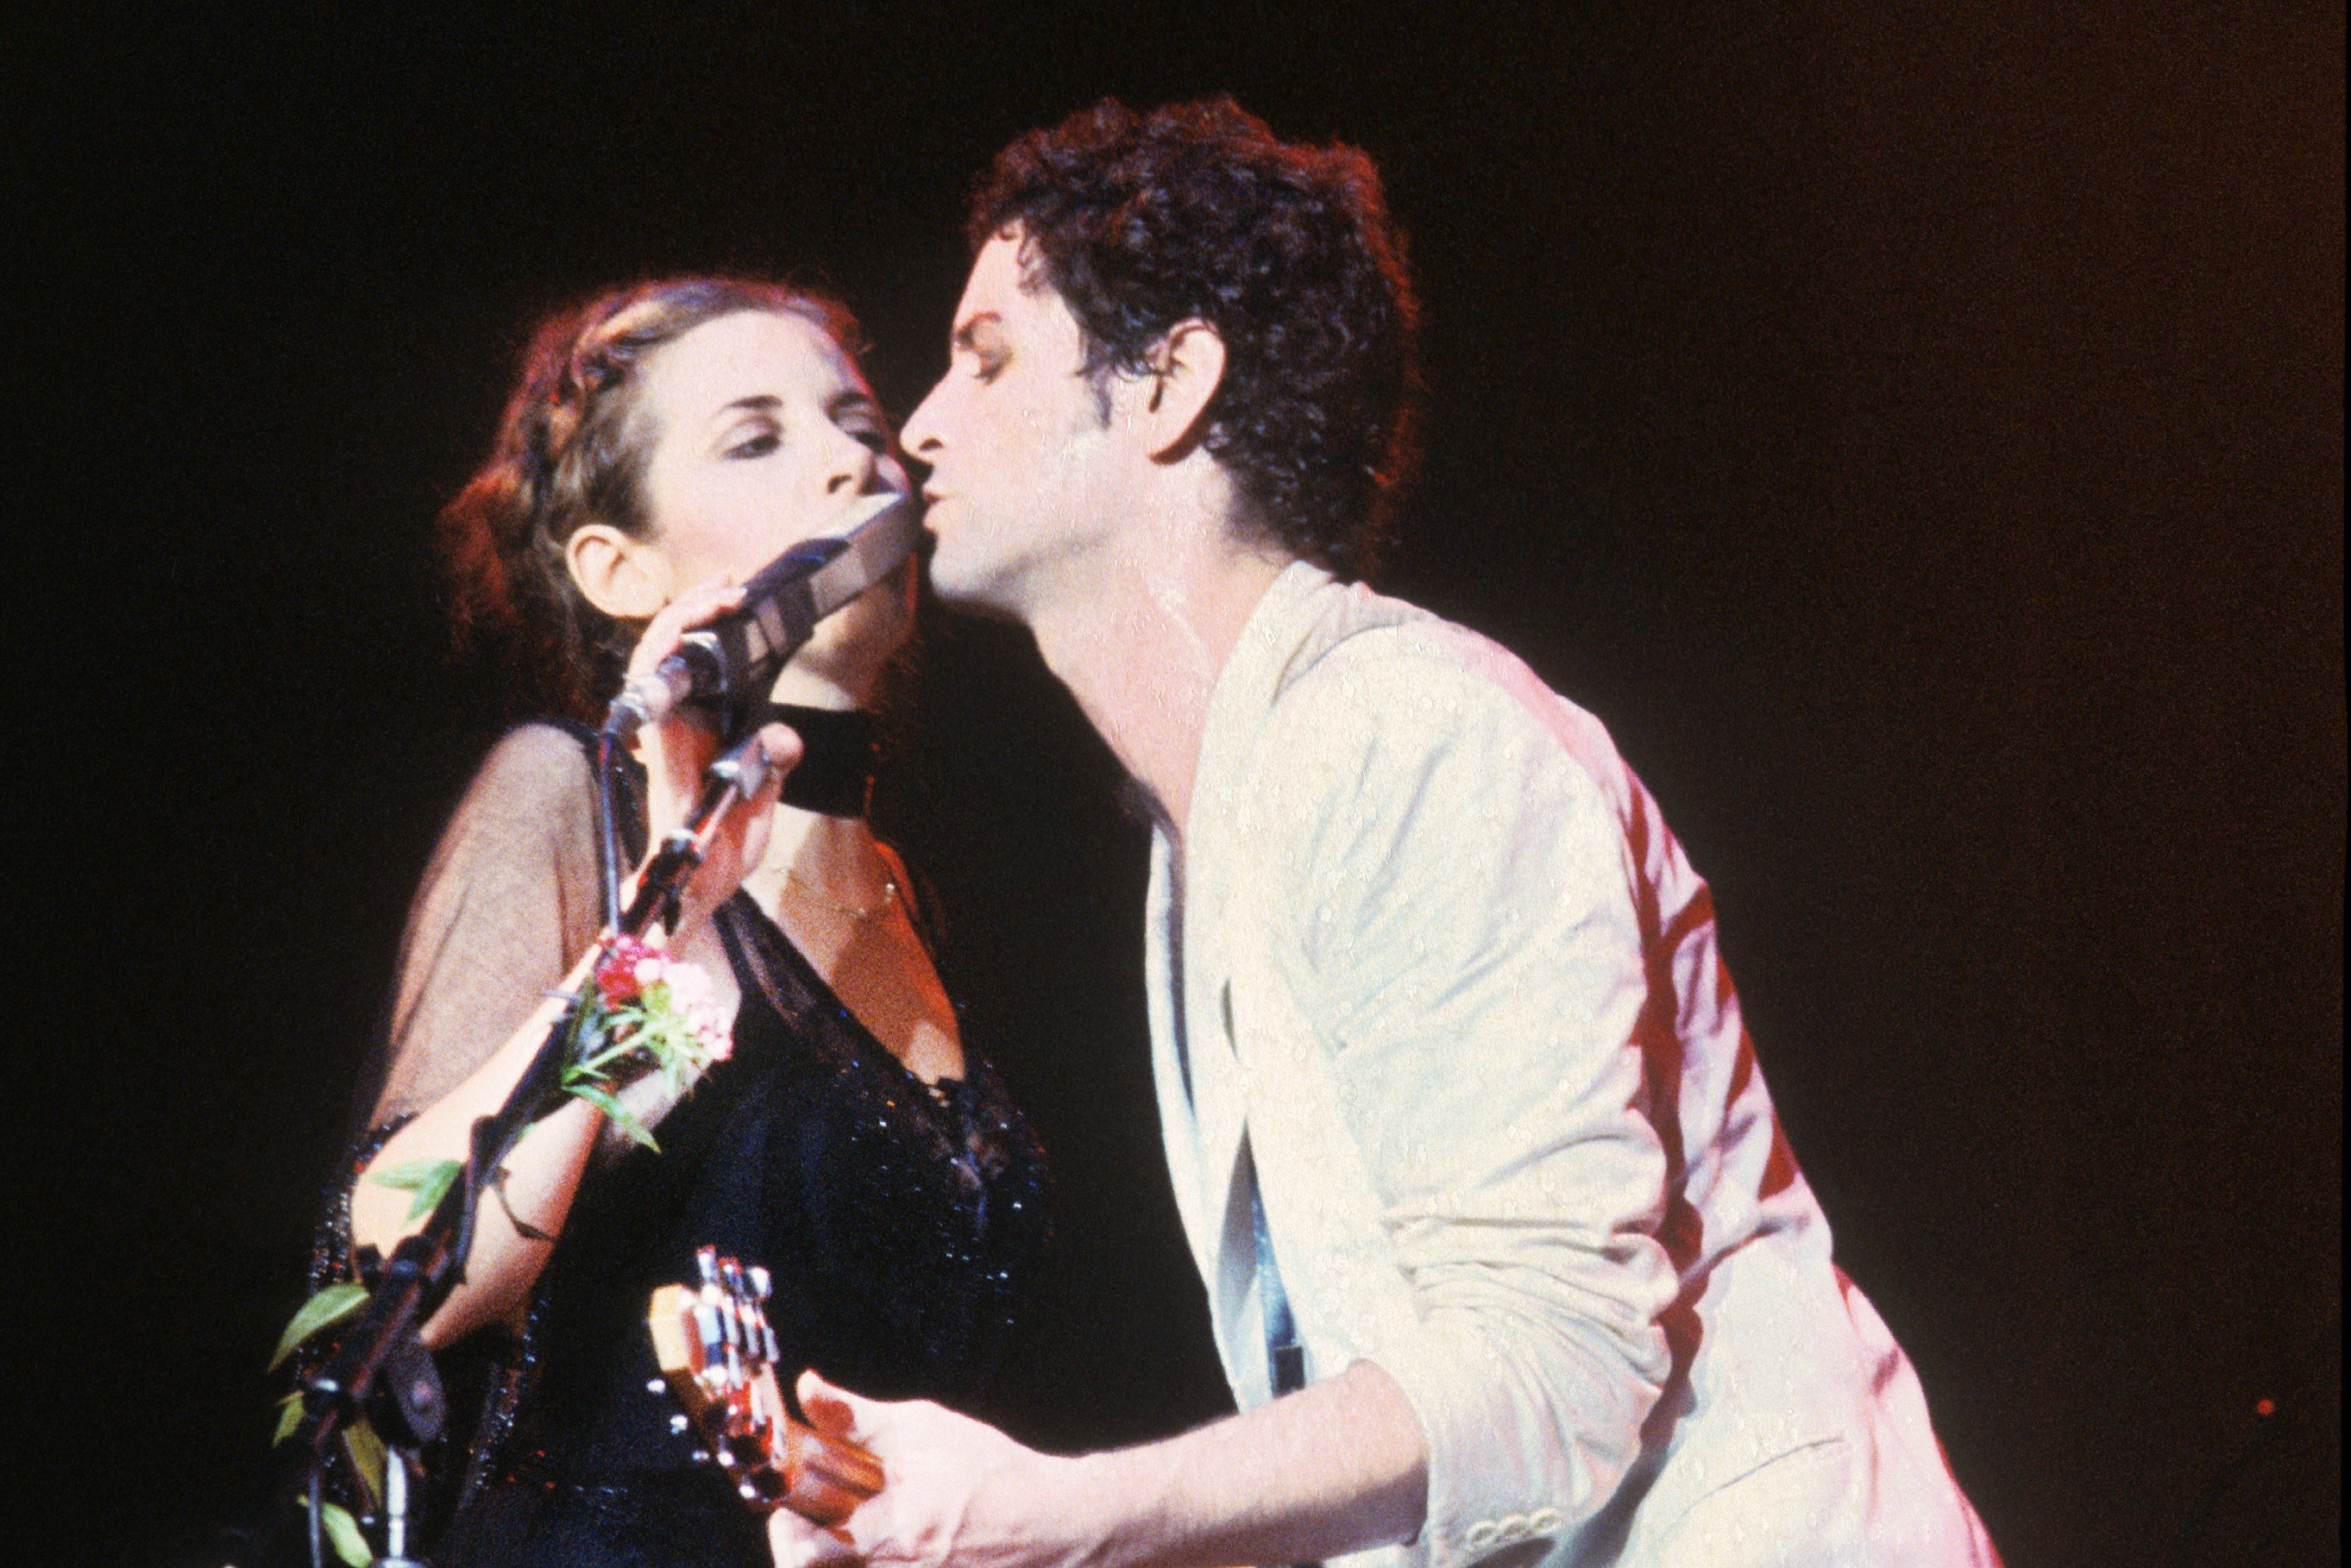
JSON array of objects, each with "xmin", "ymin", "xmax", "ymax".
[{"xmin": 594, "ymin": 935, "xmax": 660, "ymax": 1007}]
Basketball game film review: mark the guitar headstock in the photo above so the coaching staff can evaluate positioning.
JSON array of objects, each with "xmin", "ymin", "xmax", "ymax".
[{"xmin": 646, "ymin": 1246, "xmax": 883, "ymax": 1526}]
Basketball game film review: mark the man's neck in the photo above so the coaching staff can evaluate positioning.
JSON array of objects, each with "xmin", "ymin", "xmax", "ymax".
[{"xmin": 1028, "ymin": 543, "xmax": 1288, "ymax": 842}]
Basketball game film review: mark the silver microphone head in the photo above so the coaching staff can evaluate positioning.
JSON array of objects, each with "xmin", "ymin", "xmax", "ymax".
[
  {"xmin": 805, "ymin": 490, "xmax": 923, "ymax": 620},
  {"xmin": 598, "ymin": 491, "xmax": 921, "ymax": 742}
]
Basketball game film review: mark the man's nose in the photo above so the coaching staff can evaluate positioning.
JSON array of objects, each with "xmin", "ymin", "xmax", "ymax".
[{"xmin": 901, "ymin": 379, "xmax": 948, "ymax": 461}]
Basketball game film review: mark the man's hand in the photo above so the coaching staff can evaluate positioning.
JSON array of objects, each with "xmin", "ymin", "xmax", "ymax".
[
  {"xmin": 769, "ymin": 1371, "xmax": 1097, "ymax": 1568},
  {"xmin": 769, "ymin": 1361, "xmax": 1427, "ymax": 1568}
]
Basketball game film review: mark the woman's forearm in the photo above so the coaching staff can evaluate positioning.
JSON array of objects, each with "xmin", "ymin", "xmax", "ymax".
[
  {"xmin": 343, "ymin": 671, "xmax": 785, "ymax": 1345},
  {"xmin": 349, "ymin": 947, "xmax": 606, "ymax": 1346}
]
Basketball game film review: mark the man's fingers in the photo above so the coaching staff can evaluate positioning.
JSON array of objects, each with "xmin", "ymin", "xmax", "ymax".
[
  {"xmin": 796, "ymin": 1368, "xmax": 872, "ymax": 1440},
  {"xmin": 768, "ymin": 1508, "xmax": 858, "ymax": 1568}
]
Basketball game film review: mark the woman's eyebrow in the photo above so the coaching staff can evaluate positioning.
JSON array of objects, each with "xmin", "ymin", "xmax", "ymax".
[{"xmin": 715, "ymin": 393, "xmax": 782, "ymax": 421}]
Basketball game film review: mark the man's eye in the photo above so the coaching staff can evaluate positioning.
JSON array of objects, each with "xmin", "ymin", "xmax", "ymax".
[
  {"xmin": 845, "ymin": 423, "xmax": 890, "ymax": 454},
  {"xmin": 975, "ymin": 355, "xmax": 1008, "ymax": 385},
  {"xmin": 726, "ymin": 431, "xmax": 780, "ymax": 459}
]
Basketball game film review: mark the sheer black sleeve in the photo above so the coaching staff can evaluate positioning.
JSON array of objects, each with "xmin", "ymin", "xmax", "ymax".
[{"xmin": 360, "ymin": 724, "xmax": 607, "ymax": 1132}]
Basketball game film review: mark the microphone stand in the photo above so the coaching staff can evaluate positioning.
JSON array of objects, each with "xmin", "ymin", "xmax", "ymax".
[
  {"xmin": 276, "ymin": 729, "xmax": 781, "ymax": 1555},
  {"xmin": 267, "ymin": 492, "xmax": 915, "ymax": 1561}
]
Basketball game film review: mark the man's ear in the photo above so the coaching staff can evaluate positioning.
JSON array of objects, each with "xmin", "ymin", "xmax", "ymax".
[
  {"xmin": 1131, "ymin": 319, "xmax": 1227, "ymax": 462},
  {"xmin": 566, "ymin": 523, "xmax": 671, "ymax": 621}
]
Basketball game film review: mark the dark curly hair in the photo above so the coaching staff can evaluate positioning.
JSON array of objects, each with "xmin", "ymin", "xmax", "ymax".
[
  {"xmin": 968, "ymin": 97, "xmax": 1422, "ymax": 580},
  {"xmin": 440, "ymin": 278, "xmax": 861, "ymax": 719}
]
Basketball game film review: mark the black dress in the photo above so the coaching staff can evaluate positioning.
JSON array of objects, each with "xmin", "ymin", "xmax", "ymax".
[{"xmin": 308, "ymin": 725, "xmax": 1051, "ymax": 1568}]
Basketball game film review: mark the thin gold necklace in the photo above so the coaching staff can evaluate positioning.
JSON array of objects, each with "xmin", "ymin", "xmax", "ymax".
[{"xmin": 775, "ymin": 864, "xmax": 900, "ymax": 922}]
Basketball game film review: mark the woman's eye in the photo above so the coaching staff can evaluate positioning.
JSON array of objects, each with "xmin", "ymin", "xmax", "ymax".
[
  {"xmin": 845, "ymin": 423, "xmax": 890, "ymax": 454},
  {"xmin": 975, "ymin": 356, "xmax": 1008, "ymax": 385},
  {"xmin": 726, "ymin": 430, "xmax": 780, "ymax": 460}
]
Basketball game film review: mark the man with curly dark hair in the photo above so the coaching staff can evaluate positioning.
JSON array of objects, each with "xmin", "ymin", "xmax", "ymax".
[{"xmin": 767, "ymin": 98, "xmax": 1999, "ymax": 1568}]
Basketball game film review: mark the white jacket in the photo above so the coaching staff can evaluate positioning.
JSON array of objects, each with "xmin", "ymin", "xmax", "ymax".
[{"xmin": 1144, "ymin": 564, "xmax": 1999, "ymax": 1568}]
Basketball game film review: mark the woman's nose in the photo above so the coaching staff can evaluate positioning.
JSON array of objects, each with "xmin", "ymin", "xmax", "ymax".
[{"xmin": 824, "ymin": 430, "xmax": 879, "ymax": 495}]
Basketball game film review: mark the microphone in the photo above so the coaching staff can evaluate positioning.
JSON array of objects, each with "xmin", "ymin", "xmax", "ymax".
[{"xmin": 604, "ymin": 491, "xmax": 922, "ymax": 738}]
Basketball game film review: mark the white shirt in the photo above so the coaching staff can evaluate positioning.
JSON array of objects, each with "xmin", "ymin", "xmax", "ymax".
[{"xmin": 1145, "ymin": 563, "xmax": 1999, "ymax": 1568}]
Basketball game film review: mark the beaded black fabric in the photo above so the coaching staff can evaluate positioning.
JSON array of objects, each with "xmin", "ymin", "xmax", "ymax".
[
  {"xmin": 292, "ymin": 726, "xmax": 1051, "ymax": 1568},
  {"xmin": 464, "ymin": 894, "xmax": 1053, "ymax": 1565}
]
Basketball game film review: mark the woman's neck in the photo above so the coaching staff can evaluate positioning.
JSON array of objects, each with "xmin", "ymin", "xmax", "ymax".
[
  {"xmin": 768, "ymin": 650, "xmax": 877, "ymax": 712},
  {"xmin": 757, "ymin": 657, "xmax": 887, "ymax": 899},
  {"xmin": 753, "ymin": 805, "xmax": 890, "ymax": 905}
]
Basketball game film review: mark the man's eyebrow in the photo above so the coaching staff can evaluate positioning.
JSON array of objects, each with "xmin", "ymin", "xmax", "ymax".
[
  {"xmin": 718, "ymin": 393, "xmax": 781, "ymax": 417},
  {"xmin": 827, "ymin": 388, "xmax": 883, "ymax": 419},
  {"xmin": 952, "ymin": 313, "xmax": 1003, "ymax": 352}
]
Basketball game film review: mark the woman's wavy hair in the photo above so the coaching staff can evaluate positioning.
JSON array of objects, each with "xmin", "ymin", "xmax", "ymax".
[
  {"xmin": 968, "ymin": 97, "xmax": 1423, "ymax": 580},
  {"xmin": 440, "ymin": 278, "xmax": 861, "ymax": 719}
]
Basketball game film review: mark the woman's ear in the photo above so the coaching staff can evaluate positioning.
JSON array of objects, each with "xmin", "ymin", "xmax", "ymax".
[{"xmin": 566, "ymin": 524, "xmax": 671, "ymax": 621}]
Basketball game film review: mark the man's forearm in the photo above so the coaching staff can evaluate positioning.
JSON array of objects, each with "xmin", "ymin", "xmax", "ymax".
[{"xmin": 1072, "ymin": 1361, "xmax": 1430, "ymax": 1568}]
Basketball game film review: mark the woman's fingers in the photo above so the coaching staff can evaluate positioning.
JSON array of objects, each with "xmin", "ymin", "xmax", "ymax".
[
  {"xmin": 725, "ymin": 724, "xmax": 800, "ymax": 880},
  {"xmin": 635, "ymin": 581, "xmax": 759, "ymax": 810},
  {"xmin": 751, "ymin": 723, "xmax": 802, "ymax": 799},
  {"xmin": 626, "ymin": 575, "xmax": 747, "ymax": 678}
]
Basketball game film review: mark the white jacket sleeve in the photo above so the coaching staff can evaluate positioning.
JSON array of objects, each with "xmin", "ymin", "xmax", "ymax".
[{"xmin": 1259, "ymin": 636, "xmax": 1680, "ymax": 1565}]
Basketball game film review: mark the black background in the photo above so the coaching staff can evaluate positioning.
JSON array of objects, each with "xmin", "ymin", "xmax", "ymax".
[{"xmin": 8, "ymin": 4, "xmax": 2341, "ymax": 1564}]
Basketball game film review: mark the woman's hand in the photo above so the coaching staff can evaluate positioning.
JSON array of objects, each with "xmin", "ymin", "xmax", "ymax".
[{"xmin": 628, "ymin": 578, "xmax": 802, "ymax": 936}]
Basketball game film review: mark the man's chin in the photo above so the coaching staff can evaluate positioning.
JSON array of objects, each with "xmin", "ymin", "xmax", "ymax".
[{"xmin": 924, "ymin": 551, "xmax": 1026, "ymax": 624}]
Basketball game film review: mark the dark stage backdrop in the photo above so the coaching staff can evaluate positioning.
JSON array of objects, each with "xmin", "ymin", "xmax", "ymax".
[{"xmin": 9, "ymin": 5, "xmax": 2340, "ymax": 1564}]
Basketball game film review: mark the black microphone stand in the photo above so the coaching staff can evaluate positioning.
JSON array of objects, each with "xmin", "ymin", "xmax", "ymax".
[{"xmin": 274, "ymin": 727, "xmax": 779, "ymax": 1561}]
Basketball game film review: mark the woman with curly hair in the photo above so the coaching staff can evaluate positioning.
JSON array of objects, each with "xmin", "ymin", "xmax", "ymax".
[{"xmin": 314, "ymin": 278, "xmax": 1049, "ymax": 1567}]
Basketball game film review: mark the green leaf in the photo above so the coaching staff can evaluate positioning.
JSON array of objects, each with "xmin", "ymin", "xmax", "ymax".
[
  {"xmin": 269, "ymin": 1282, "xmax": 370, "ymax": 1372},
  {"xmin": 572, "ymin": 1038, "xmax": 640, "ymax": 1076},
  {"xmin": 566, "ymin": 1081, "xmax": 658, "ymax": 1151},
  {"xmin": 368, "ymin": 1157, "xmax": 457, "ymax": 1189},
  {"xmin": 343, "ymin": 1415, "xmax": 387, "ymax": 1508},
  {"xmin": 272, "ymin": 1389, "xmax": 304, "ymax": 1446},
  {"xmin": 368, "ymin": 1157, "xmax": 463, "ymax": 1221},
  {"xmin": 302, "ymin": 1498, "xmax": 374, "ymax": 1568},
  {"xmin": 565, "ymin": 1003, "xmax": 612, "ymax": 1059}
]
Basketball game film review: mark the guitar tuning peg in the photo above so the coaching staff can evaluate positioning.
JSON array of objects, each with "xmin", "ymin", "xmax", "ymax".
[
  {"xmin": 690, "ymin": 1448, "xmax": 710, "ymax": 1465},
  {"xmin": 646, "ymin": 1378, "xmax": 668, "ymax": 1395},
  {"xmin": 693, "ymin": 1303, "xmax": 739, "ymax": 1383},
  {"xmin": 739, "ymin": 1483, "xmax": 761, "ymax": 1502},
  {"xmin": 669, "ymin": 1414, "xmax": 690, "ymax": 1434}
]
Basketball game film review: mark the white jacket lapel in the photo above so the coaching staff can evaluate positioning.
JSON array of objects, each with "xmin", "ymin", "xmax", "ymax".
[{"xmin": 1171, "ymin": 563, "xmax": 1340, "ymax": 1379}]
